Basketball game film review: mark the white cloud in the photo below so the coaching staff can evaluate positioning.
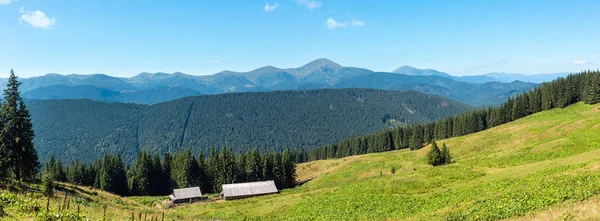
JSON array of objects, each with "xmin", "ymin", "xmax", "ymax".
[
  {"xmin": 297, "ymin": 0, "xmax": 321, "ymax": 10},
  {"xmin": 19, "ymin": 7, "xmax": 56, "ymax": 29},
  {"xmin": 573, "ymin": 60, "xmax": 593, "ymax": 65},
  {"xmin": 0, "ymin": 0, "xmax": 14, "ymax": 5},
  {"xmin": 326, "ymin": 18, "xmax": 347, "ymax": 29},
  {"xmin": 208, "ymin": 60, "xmax": 221, "ymax": 63},
  {"xmin": 264, "ymin": 2, "xmax": 278, "ymax": 12},
  {"xmin": 351, "ymin": 19, "xmax": 365, "ymax": 26}
]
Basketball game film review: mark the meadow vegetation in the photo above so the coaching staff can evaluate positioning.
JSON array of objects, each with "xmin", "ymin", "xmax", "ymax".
[{"xmin": 169, "ymin": 102, "xmax": 600, "ymax": 220}]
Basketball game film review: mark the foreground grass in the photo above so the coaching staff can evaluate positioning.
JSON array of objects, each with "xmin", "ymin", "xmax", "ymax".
[
  {"xmin": 172, "ymin": 102, "xmax": 600, "ymax": 220},
  {"xmin": 0, "ymin": 182, "xmax": 168, "ymax": 221}
]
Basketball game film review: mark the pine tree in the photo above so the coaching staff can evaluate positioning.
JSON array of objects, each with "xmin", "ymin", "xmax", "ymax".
[
  {"xmin": 409, "ymin": 126, "xmax": 424, "ymax": 150},
  {"xmin": 42, "ymin": 171, "xmax": 54, "ymax": 197},
  {"xmin": 161, "ymin": 151, "xmax": 175, "ymax": 194},
  {"xmin": 441, "ymin": 143, "xmax": 452, "ymax": 165},
  {"xmin": 426, "ymin": 140, "xmax": 443, "ymax": 166},
  {"xmin": 281, "ymin": 149, "xmax": 296, "ymax": 188},
  {"xmin": 0, "ymin": 70, "xmax": 39, "ymax": 181}
]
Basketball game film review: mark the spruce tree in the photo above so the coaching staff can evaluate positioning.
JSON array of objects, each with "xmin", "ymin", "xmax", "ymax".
[
  {"xmin": 409, "ymin": 126, "xmax": 424, "ymax": 150},
  {"xmin": 0, "ymin": 70, "xmax": 39, "ymax": 181},
  {"xmin": 441, "ymin": 143, "xmax": 452, "ymax": 165},
  {"xmin": 426, "ymin": 140, "xmax": 443, "ymax": 166}
]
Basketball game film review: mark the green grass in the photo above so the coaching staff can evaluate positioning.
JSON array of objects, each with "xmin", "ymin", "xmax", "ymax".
[
  {"xmin": 170, "ymin": 102, "xmax": 600, "ymax": 220},
  {"xmin": 3, "ymin": 102, "xmax": 600, "ymax": 220}
]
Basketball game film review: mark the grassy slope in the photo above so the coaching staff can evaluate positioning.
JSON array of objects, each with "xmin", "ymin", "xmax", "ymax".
[
  {"xmin": 3, "ymin": 102, "xmax": 599, "ymax": 220},
  {"xmin": 171, "ymin": 102, "xmax": 600, "ymax": 220},
  {"xmin": 0, "ymin": 182, "xmax": 168, "ymax": 221}
]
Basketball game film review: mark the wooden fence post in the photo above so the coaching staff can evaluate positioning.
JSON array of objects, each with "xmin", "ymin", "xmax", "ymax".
[
  {"xmin": 103, "ymin": 204, "xmax": 107, "ymax": 221},
  {"xmin": 46, "ymin": 196, "xmax": 50, "ymax": 212},
  {"xmin": 77, "ymin": 204, "xmax": 80, "ymax": 216},
  {"xmin": 62, "ymin": 194, "xmax": 68, "ymax": 211},
  {"xmin": 162, "ymin": 212, "xmax": 164, "ymax": 221},
  {"xmin": 131, "ymin": 211, "xmax": 134, "ymax": 221}
]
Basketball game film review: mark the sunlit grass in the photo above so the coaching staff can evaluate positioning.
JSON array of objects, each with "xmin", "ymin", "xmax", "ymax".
[{"xmin": 171, "ymin": 102, "xmax": 600, "ymax": 220}]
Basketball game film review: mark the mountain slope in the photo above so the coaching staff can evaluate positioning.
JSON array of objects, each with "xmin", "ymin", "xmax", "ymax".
[
  {"xmin": 29, "ymin": 89, "xmax": 472, "ymax": 163},
  {"xmin": 335, "ymin": 72, "xmax": 535, "ymax": 106},
  {"xmin": 485, "ymin": 72, "xmax": 571, "ymax": 83},
  {"xmin": 171, "ymin": 102, "xmax": 600, "ymax": 220}
]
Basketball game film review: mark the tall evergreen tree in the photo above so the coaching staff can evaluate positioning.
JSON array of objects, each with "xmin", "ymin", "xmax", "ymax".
[
  {"xmin": 441, "ymin": 143, "xmax": 452, "ymax": 164},
  {"xmin": 0, "ymin": 70, "xmax": 39, "ymax": 181},
  {"xmin": 409, "ymin": 126, "xmax": 424, "ymax": 150}
]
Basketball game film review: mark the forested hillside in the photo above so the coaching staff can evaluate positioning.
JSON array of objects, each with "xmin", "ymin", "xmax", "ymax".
[
  {"xmin": 29, "ymin": 89, "xmax": 471, "ymax": 163},
  {"xmin": 309, "ymin": 70, "xmax": 600, "ymax": 160}
]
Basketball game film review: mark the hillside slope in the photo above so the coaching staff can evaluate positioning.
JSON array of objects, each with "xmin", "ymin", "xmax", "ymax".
[
  {"xmin": 170, "ymin": 102, "xmax": 600, "ymax": 220},
  {"xmin": 29, "ymin": 89, "xmax": 471, "ymax": 163}
]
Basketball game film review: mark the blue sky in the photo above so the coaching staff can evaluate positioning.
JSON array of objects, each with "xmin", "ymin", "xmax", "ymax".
[{"xmin": 1, "ymin": 0, "xmax": 599, "ymax": 78}]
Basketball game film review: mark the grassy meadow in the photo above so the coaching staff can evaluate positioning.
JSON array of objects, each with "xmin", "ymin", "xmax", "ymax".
[
  {"xmin": 2, "ymin": 102, "xmax": 600, "ymax": 220},
  {"xmin": 171, "ymin": 102, "xmax": 600, "ymax": 220}
]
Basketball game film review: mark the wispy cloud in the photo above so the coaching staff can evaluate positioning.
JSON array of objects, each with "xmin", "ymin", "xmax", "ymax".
[
  {"xmin": 297, "ymin": 0, "xmax": 321, "ymax": 10},
  {"xmin": 19, "ymin": 7, "xmax": 56, "ymax": 29},
  {"xmin": 573, "ymin": 60, "xmax": 593, "ymax": 65},
  {"xmin": 0, "ymin": 0, "xmax": 14, "ymax": 5},
  {"xmin": 264, "ymin": 2, "xmax": 278, "ymax": 12},
  {"xmin": 326, "ymin": 18, "xmax": 347, "ymax": 29},
  {"xmin": 351, "ymin": 19, "xmax": 365, "ymax": 26},
  {"xmin": 208, "ymin": 60, "xmax": 221, "ymax": 63}
]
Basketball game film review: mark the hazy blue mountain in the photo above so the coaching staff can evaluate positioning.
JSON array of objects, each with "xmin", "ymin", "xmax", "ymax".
[
  {"xmin": 454, "ymin": 75, "xmax": 500, "ymax": 83},
  {"xmin": 23, "ymin": 85, "xmax": 202, "ymax": 104},
  {"xmin": 335, "ymin": 72, "xmax": 537, "ymax": 106},
  {"xmin": 4, "ymin": 58, "xmax": 563, "ymax": 105},
  {"xmin": 392, "ymin": 66, "xmax": 570, "ymax": 84},
  {"xmin": 484, "ymin": 72, "xmax": 571, "ymax": 83},
  {"xmin": 393, "ymin": 65, "xmax": 454, "ymax": 78}
]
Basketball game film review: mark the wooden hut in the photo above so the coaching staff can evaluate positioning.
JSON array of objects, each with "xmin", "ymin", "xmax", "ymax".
[
  {"xmin": 169, "ymin": 186, "xmax": 206, "ymax": 204},
  {"xmin": 221, "ymin": 180, "xmax": 279, "ymax": 200}
]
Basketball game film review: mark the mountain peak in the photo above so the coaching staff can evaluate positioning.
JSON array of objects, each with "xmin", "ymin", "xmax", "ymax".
[
  {"xmin": 393, "ymin": 65, "xmax": 418, "ymax": 73},
  {"xmin": 301, "ymin": 58, "xmax": 343, "ymax": 69}
]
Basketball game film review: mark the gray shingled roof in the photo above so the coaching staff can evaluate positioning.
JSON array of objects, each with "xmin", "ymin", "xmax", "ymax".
[
  {"xmin": 222, "ymin": 180, "xmax": 278, "ymax": 198},
  {"xmin": 170, "ymin": 186, "xmax": 202, "ymax": 200}
]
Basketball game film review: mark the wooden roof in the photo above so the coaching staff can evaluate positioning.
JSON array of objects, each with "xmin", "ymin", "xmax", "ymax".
[
  {"xmin": 169, "ymin": 186, "xmax": 203, "ymax": 200},
  {"xmin": 221, "ymin": 180, "xmax": 278, "ymax": 198}
]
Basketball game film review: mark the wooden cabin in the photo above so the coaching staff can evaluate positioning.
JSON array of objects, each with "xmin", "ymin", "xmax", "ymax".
[
  {"xmin": 221, "ymin": 180, "xmax": 279, "ymax": 200},
  {"xmin": 169, "ymin": 186, "xmax": 206, "ymax": 204}
]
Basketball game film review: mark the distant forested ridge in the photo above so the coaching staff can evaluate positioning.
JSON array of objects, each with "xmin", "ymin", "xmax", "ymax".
[
  {"xmin": 29, "ymin": 88, "xmax": 471, "ymax": 163},
  {"xmin": 309, "ymin": 70, "xmax": 600, "ymax": 160}
]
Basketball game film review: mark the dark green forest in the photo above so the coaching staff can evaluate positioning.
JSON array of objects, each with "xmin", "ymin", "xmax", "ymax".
[
  {"xmin": 28, "ymin": 89, "xmax": 471, "ymax": 164},
  {"xmin": 45, "ymin": 147, "xmax": 300, "ymax": 196},
  {"xmin": 309, "ymin": 70, "xmax": 600, "ymax": 160}
]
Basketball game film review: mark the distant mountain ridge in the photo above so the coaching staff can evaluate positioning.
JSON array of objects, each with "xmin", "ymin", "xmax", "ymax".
[{"xmin": 2, "ymin": 58, "xmax": 565, "ymax": 106}]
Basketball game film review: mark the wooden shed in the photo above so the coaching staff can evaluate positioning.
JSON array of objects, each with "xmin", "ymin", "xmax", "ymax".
[
  {"xmin": 169, "ymin": 186, "xmax": 206, "ymax": 204},
  {"xmin": 221, "ymin": 180, "xmax": 279, "ymax": 200}
]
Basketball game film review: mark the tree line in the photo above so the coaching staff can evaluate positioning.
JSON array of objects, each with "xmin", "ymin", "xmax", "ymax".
[
  {"xmin": 44, "ymin": 147, "xmax": 302, "ymax": 196},
  {"xmin": 309, "ymin": 70, "xmax": 600, "ymax": 160}
]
